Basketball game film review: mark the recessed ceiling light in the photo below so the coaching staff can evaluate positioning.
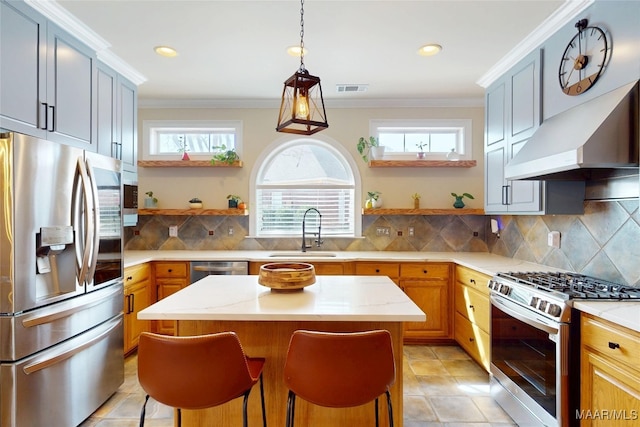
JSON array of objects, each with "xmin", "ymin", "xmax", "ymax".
[
  {"xmin": 286, "ymin": 46, "xmax": 309, "ymax": 57},
  {"xmin": 417, "ymin": 44, "xmax": 442, "ymax": 56},
  {"xmin": 154, "ymin": 46, "xmax": 178, "ymax": 57}
]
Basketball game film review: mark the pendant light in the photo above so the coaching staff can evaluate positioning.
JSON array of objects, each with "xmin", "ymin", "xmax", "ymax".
[{"xmin": 276, "ymin": 0, "xmax": 329, "ymax": 135}]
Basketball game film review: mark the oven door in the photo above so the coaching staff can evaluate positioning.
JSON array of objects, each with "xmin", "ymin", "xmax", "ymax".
[{"xmin": 490, "ymin": 294, "xmax": 573, "ymax": 427}]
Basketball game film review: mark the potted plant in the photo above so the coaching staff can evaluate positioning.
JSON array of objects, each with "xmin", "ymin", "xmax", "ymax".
[
  {"xmin": 411, "ymin": 193, "xmax": 421, "ymax": 209},
  {"xmin": 227, "ymin": 194, "xmax": 241, "ymax": 208},
  {"xmin": 365, "ymin": 191, "xmax": 382, "ymax": 209},
  {"xmin": 416, "ymin": 142, "xmax": 428, "ymax": 159},
  {"xmin": 178, "ymin": 140, "xmax": 190, "ymax": 160},
  {"xmin": 357, "ymin": 136, "xmax": 384, "ymax": 163},
  {"xmin": 189, "ymin": 197, "xmax": 203, "ymax": 208},
  {"xmin": 211, "ymin": 144, "xmax": 239, "ymax": 165},
  {"xmin": 451, "ymin": 192, "xmax": 474, "ymax": 208},
  {"xmin": 144, "ymin": 191, "xmax": 158, "ymax": 208}
]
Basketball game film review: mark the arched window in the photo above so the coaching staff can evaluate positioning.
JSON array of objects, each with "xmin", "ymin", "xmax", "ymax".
[{"xmin": 250, "ymin": 136, "xmax": 361, "ymax": 237}]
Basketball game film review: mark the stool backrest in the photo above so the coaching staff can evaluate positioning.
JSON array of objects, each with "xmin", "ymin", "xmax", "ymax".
[
  {"xmin": 284, "ymin": 329, "xmax": 396, "ymax": 408},
  {"xmin": 137, "ymin": 331, "xmax": 255, "ymax": 409}
]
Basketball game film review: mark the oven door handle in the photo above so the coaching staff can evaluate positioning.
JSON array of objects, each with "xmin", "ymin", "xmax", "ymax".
[{"xmin": 491, "ymin": 294, "xmax": 560, "ymax": 335}]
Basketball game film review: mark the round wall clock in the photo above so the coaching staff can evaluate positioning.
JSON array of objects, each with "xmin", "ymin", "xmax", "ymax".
[{"xmin": 558, "ymin": 19, "xmax": 609, "ymax": 96}]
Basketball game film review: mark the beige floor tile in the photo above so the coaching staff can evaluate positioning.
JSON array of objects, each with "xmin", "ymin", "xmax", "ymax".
[
  {"xmin": 403, "ymin": 395, "xmax": 438, "ymax": 422},
  {"xmin": 431, "ymin": 345, "xmax": 472, "ymax": 360},
  {"xmin": 441, "ymin": 359, "xmax": 487, "ymax": 377},
  {"xmin": 409, "ymin": 359, "xmax": 450, "ymax": 376},
  {"xmin": 417, "ymin": 375, "xmax": 468, "ymax": 396},
  {"xmin": 429, "ymin": 396, "xmax": 487, "ymax": 423}
]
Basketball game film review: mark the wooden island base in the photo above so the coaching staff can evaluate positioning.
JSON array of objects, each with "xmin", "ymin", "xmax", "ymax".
[{"xmin": 177, "ymin": 319, "xmax": 404, "ymax": 427}]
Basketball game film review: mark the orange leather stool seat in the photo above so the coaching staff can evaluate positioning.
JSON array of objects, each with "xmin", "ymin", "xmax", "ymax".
[
  {"xmin": 283, "ymin": 329, "xmax": 396, "ymax": 427},
  {"xmin": 137, "ymin": 331, "xmax": 267, "ymax": 427}
]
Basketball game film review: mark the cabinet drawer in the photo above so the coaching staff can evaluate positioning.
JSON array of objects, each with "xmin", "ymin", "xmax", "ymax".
[
  {"xmin": 454, "ymin": 311, "xmax": 490, "ymax": 371},
  {"xmin": 454, "ymin": 282, "xmax": 490, "ymax": 333},
  {"xmin": 455, "ymin": 265, "xmax": 491, "ymax": 295},
  {"xmin": 313, "ymin": 263, "xmax": 345, "ymax": 275},
  {"xmin": 154, "ymin": 262, "xmax": 188, "ymax": 278},
  {"xmin": 124, "ymin": 263, "xmax": 150, "ymax": 287},
  {"xmin": 400, "ymin": 263, "xmax": 450, "ymax": 279},
  {"xmin": 581, "ymin": 314, "xmax": 640, "ymax": 371},
  {"xmin": 355, "ymin": 262, "xmax": 399, "ymax": 277}
]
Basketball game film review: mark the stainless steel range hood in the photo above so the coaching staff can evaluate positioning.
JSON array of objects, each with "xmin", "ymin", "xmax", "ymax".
[{"xmin": 504, "ymin": 81, "xmax": 639, "ymax": 195}]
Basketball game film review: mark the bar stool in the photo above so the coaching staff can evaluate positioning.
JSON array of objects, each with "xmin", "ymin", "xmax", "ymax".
[
  {"xmin": 137, "ymin": 331, "xmax": 267, "ymax": 427},
  {"xmin": 283, "ymin": 329, "xmax": 396, "ymax": 427}
]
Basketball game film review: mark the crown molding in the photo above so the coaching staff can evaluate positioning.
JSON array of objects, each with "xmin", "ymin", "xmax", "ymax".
[
  {"xmin": 476, "ymin": 0, "xmax": 594, "ymax": 88},
  {"xmin": 137, "ymin": 97, "xmax": 484, "ymax": 109},
  {"xmin": 26, "ymin": 0, "xmax": 147, "ymax": 85}
]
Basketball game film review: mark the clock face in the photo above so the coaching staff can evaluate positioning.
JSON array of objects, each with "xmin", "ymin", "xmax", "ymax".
[{"xmin": 558, "ymin": 25, "xmax": 609, "ymax": 96}]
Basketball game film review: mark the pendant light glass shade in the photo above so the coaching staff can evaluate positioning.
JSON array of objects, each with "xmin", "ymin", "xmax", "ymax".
[{"xmin": 277, "ymin": 69, "xmax": 328, "ymax": 135}]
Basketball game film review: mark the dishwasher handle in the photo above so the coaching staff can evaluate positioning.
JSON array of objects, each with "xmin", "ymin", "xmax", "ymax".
[{"xmin": 192, "ymin": 265, "xmax": 247, "ymax": 273}]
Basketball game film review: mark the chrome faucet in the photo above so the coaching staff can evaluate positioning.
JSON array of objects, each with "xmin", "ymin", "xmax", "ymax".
[{"xmin": 301, "ymin": 208, "xmax": 322, "ymax": 252}]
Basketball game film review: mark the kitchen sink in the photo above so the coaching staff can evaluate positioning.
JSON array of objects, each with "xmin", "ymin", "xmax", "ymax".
[{"xmin": 268, "ymin": 252, "xmax": 337, "ymax": 258}]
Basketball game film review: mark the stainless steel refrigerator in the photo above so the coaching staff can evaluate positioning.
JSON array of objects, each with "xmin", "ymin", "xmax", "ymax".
[{"xmin": 0, "ymin": 131, "xmax": 124, "ymax": 426}]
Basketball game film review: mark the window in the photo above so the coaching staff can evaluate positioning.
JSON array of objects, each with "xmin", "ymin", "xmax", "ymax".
[
  {"xmin": 250, "ymin": 137, "xmax": 360, "ymax": 237},
  {"xmin": 142, "ymin": 120, "xmax": 242, "ymax": 160},
  {"xmin": 370, "ymin": 119, "xmax": 472, "ymax": 160}
]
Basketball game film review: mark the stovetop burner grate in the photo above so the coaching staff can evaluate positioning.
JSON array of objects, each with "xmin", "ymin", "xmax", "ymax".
[{"xmin": 497, "ymin": 271, "xmax": 640, "ymax": 300}]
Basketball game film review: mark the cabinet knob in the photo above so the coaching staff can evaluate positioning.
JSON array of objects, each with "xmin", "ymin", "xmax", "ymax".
[
  {"xmin": 469, "ymin": 337, "xmax": 475, "ymax": 342},
  {"xmin": 375, "ymin": 269, "xmax": 380, "ymax": 273},
  {"xmin": 126, "ymin": 276, "xmax": 133, "ymax": 281},
  {"xmin": 423, "ymin": 269, "xmax": 428, "ymax": 274},
  {"xmin": 608, "ymin": 342, "xmax": 620, "ymax": 350},
  {"xmin": 469, "ymin": 305, "xmax": 475, "ymax": 310},
  {"xmin": 168, "ymin": 269, "xmax": 173, "ymax": 272},
  {"xmin": 470, "ymin": 279, "xmax": 476, "ymax": 284}
]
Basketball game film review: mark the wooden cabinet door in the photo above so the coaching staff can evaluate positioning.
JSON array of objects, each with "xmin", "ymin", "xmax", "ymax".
[
  {"xmin": 580, "ymin": 350, "xmax": 640, "ymax": 426},
  {"xmin": 124, "ymin": 279, "xmax": 151, "ymax": 353},
  {"xmin": 155, "ymin": 278, "xmax": 187, "ymax": 335},
  {"xmin": 400, "ymin": 279, "xmax": 449, "ymax": 340}
]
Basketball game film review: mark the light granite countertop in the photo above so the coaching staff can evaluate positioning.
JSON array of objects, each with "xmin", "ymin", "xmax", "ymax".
[
  {"xmin": 138, "ymin": 275, "xmax": 426, "ymax": 322},
  {"xmin": 126, "ymin": 250, "xmax": 640, "ymax": 333}
]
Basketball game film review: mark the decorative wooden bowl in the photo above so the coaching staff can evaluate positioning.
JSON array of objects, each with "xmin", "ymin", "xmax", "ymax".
[{"xmin": 258, "ymin": 262, "xmax": 316, "ymax": 292}]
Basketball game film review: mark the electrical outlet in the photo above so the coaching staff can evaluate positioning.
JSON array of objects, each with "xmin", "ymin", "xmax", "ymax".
[
  {"xmin": 548, "ymin": 231, "xmax": 561, "ymax": 248},
  {"xmin": 169, "ymin": 225, "xmax": 178, "ymax": 237},
  {"xmin": 376, "ymin": 227, "xmax": 390, "ymax": 236},
  {"xmin": 228, "ymin": 227, "xmax": 234, "ymax": 236},
  {"xmin": 408, "ymin": 227, "xmax": 415, "ymax": 236}
]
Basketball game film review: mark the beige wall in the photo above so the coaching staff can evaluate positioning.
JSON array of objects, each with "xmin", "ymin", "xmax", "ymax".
[{"xmin": 137, "ymin": 105, "xmax": 485, "ymax": 210}]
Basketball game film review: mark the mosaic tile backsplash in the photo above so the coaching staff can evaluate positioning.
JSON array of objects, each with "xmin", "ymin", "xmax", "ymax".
[{"xmin": 124, "ymin": 200, "xmax": 640, "ymax": 287}]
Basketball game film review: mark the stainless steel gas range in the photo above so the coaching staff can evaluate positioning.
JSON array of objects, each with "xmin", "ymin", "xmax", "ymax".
[{"xmin": 488, "ymin": 271, "xmax": 640, "ymax": 427}]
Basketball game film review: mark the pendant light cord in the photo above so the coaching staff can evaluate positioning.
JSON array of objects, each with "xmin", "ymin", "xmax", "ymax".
[{"xmin": 299, "ymin": 0, "xmax": 306, "ymax": 72}]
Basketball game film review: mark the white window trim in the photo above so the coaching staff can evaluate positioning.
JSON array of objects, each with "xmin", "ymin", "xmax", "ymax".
[
  {"xmin": 370, "ymin": 118, "xmax": 472, "ymax": 160},
  {"xmin": 141, "ymin": 119, "xmax": 243, "ymax": 160},
  {"xmin": 249, "ymin": 134, "xmax": 362, "ymax": 238}
]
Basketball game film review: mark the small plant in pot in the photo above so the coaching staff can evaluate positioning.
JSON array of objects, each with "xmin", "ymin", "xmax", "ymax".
[
  {"xmin": 144, "ymin": 191, "xmax": 158, "ymax": 208},
  {"xmin": 416, "ymin": 142, "xmax": 428, "ymax": 159},
  {"xmin": 211, "ymin": 144, "xmax": 239, "ymax": 165},
  {"xmin": 357, "ymin": 136, "xmax": 384, "ymax": 163},
  {"xmin": 227, "ymin": 194, "xmax": 241, "ymax": 209},
  {"xmin": 365, "ymin": 191, "xmax": 382, "ymax": 209},
  {"xmin": 189, "ymin": 197, "xmax": 203, "ymax": 209},
  {"xmin": 451, "ymin": 192, "xmax": 474, "ymax": 208},
  {"xmin": 411, "ymin": 192, "xmax": 421, "ymax": 209}
]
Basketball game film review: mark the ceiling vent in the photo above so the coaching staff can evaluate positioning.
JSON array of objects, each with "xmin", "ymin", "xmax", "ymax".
[{"xmin": 336, "ymin": 84, "xmax": 369, "ymax": 93}]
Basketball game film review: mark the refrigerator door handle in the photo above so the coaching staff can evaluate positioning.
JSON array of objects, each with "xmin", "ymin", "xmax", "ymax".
[
  {"xmin": 84, "ymin": 158, "xmax": 101, "ymax": 284},
  {"xmin": 72, "ymin": 158, "xmax": 94, "ymax": 286}
]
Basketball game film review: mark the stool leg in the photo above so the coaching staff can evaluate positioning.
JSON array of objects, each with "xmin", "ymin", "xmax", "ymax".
[
  {"xmin": 374, "ymin": 397, "xmax": 379, "ymax": 427},
  {"xmin": 385, "ymin": 390, "xmax": 394, "ymax": 427},
  {"xmin": 259, "ymin": 373, "xmax": 267, "ymax": 427},
  {"xmin": 285, "ymin": 391, "xmax": 296, "ymax": 427},
  {"xmin": 139, "ymin": 394, "xmax": 150, "ymax": 427},
  {"xmin": 177, "ymin": 408, "xmax": 182, "ymax": 427},
  {"xmin": 242, "ymin": 389, "xmax": 252, "ymax": 427}
]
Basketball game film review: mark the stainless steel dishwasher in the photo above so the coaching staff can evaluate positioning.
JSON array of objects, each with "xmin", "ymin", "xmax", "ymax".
[{"xmin": 190, "ymin": 261, "xmax": 249, "ymax": 283}]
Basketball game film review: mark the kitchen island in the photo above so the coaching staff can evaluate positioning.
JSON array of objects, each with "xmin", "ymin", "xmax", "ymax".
[{"xmin": 138, "ymin": 274, "xmax": 425, "ymax": 427}]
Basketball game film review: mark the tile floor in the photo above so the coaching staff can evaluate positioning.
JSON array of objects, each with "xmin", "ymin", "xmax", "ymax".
[{"xmin": 80, "ymin": 344, "xmax": 517, "ymax": 427}]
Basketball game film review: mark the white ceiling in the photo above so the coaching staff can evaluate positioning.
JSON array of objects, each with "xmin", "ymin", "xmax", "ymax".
[{"xmin": 48, "ymin": 0, "xmax": 581, "ymax": 106}]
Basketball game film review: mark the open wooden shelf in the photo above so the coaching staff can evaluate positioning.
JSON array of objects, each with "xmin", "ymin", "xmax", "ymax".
[
  {"xmin": 138, "ymin": 208, "xmax": 248, "ymax": 216},
  {"xmin": 369, "ymin": 160, "xmax": 477, "ymax": 168},
  {"xmin": 362, "ymin": 208, "xmax": 485, "ymax": 215},
  {"xmin": 137, "ymin": 160, "xmax": 243, "ymax": 168}
]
